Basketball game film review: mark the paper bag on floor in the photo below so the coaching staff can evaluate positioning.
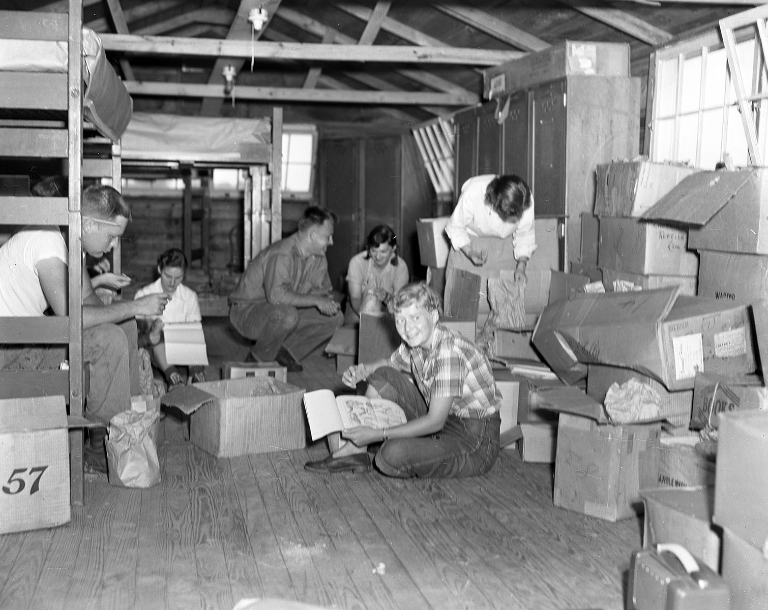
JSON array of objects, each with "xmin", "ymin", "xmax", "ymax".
[{"xmin": 107, "ymin": 410, "xmax": 161, "ymax": 488}]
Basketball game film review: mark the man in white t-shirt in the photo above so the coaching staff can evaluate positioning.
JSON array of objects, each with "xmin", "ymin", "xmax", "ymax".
[
  {"xmin": 0, "ymin": 184, "xmax": 169, "ymax": 472},
  {"xmin": 134, "ymin": 247, "xmax": 204, "ymax": 388}
]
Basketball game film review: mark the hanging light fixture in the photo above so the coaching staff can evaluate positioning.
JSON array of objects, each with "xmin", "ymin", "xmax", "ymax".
[{"xmin": 248, "ymin": 7, "xmax": 269, "ymax": 70}]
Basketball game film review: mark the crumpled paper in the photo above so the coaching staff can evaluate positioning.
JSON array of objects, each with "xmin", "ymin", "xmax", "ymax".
[
  {"xmin": 604, "ymin": 377, "xmax": 662, "ymax": 423},
  {"xmin": 106, "ymin": 409, "xmax": 161, "ymax": 488}
]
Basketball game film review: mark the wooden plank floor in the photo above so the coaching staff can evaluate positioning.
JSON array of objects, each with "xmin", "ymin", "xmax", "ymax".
[{"xmin": 0, "ymin": 323, "xmax": 644, "ymax": 610}]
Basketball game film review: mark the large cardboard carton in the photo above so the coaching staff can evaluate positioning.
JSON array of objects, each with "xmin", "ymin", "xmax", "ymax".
[
  {"xmin": 690, "ymin": 372, "xmax": 767, "ymax": 430},
  {"xmin": 325, "ymin": 327, "xmax": 358, "ymax": 374},
  {"xmin": 541, "ymin": 388, "xmax": 661, "ymax": 521},
  {"xmin": 161, "ymin": 378, "xmax": 306, "ymax": 458},
  {"xmin": 0, "ymin": 396, "xmax": 99, "ymax": 534},
  {"xmin": 416, "ymin": 217, "xmax": 451, "ymax": 268},
  {"xmin": 644, "ymin": 168, "xmax": 768, "ymax": 255},
  {"xmin": 697, "ymin": 250, "xmax": 768, "ymax": 304},
  {"xmin": 493, "ymin": 369, "xmax": 523, "ymax": 446},
  {"xmin": 587, "ymin": 364, "xmax": 693, "ymax": 427},
  {"xmin": 598, "ymin": 216, "xmax": 699, "ymax": 276},
  {"xmin": 721, "ymin": 526, "xmax": 768, "ymax": 610},
  {"xmin": 516, "ymin": 422, "xmax": 557, "ymax": 463},
  {"xmin": 594, "ymin": 160, "xmax": 699, "ymax": 218},
  {"xmin": 532, "ymin": 286, "xmax": 756, "ymax": 390},
  {"xmin": 358, "ymin": 312, "xmax": 400, "ymax": 364},
  {"xmin": 657, "ymin": 437, "xmax": 716, "ymax": 488},
  {"xmin": 483, "ymin": 41, "xmax": 630, "ymax": 99},
  {"xmin": 714, "ymin": 409, "xmax": 768, "ymax": 551},
  {"xmin": 641, "ymin": 486, "xmax": 721, "ymax": 572},
  {"xmin": 601, "ymin": 268, "xmax": 697, "ymax": 296},
  {"xmin": 493, "ymin": 329, "xmax": 541, "ymax": 361}
]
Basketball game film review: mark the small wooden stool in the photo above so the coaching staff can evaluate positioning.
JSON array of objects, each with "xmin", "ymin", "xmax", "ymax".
[{"xmin": 222, "ymin": 361, "xmax": 287, "ymax": 383}]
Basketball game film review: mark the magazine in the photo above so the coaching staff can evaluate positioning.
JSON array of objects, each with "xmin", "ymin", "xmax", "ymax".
[{"xmin": 303, "ymin": 389, "xmax": 407, "ymax": 441}]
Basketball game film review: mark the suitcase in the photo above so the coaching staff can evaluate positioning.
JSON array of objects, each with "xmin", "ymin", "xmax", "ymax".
[{"xmin": 627, "ymin": 543, "xmax": 730, "ymax": 610}]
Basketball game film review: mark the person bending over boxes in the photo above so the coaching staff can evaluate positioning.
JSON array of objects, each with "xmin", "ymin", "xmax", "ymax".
[
  {"xmin": 229, "ymin": 206, "xmax": 344, "ymax": 373},
  {"xmin": 305, "ymin": 282, "xmax": 502, "ymax": 477},
  {"xmin": 134, "ymin": 248, "xmax": 205, "ymax": 390}
]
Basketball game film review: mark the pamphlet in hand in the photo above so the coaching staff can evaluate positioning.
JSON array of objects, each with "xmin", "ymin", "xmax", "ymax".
[
  {"xmin": 163, "ymin": 321, "xmax": 209, "ymax": 366},
  {"xmin": 303, "ymin": 389, "xmax": 407, "ymax": 441}
]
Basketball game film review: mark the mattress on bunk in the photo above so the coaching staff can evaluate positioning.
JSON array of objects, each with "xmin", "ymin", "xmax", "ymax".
[
  {"xmin": 121, "ymin": 113, "xmax": 272, "ymax": 163},
  {"xmin": 0, "ymin": 28, "xmax": 132, "ymax": 142}
]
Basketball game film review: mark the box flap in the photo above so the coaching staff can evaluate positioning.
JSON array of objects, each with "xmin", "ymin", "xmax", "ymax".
[
  {"xmin": 548, "ymin": 270, "xmax": 590, "ymax": 304},
  {"xmin": 751, "ymin": 299, "xmax": 768, "ymax": 382},
  {"xmin": 325, "ymin": 326, "xmax": 358, "ymax": 356},
  {"xmin": 161, "ymin": 385, "xmax": 217, "ymax": 416},
  {"xmin": 642, "ymin": 170, "xmax": 755, "ymax": 226},
  {"xmin": 0, "ymin": 395, "xmax": 68, "ymax": 433},
  {"xmin": 534, "ymin": 386, "xmax": 610, "ymax": 423}
]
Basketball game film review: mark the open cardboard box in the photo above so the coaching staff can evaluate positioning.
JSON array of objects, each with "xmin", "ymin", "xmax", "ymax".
[
  {"xmin": 536, "ymin": 385, "xmax": 662, "ymax": 521},
  {"xmin": 532, "ymin": 285, "xmax": 756, "ymax": 391},
  {"xmin": 643, "ymin": 168, "xmax": 768, "ymax": 255}
]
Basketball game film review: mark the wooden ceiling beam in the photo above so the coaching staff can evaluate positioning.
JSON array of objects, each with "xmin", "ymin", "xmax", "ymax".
[
  {"xmin": 123, "ymin": 81, "xmax": 476, "ymax": 105},
  {"xmin": 277, "ymin": 6, "xmax": 473, "ymax": 95},
  {"xmin": 99, "ymin": 33, "xmax": 521, "ymax": 65},
  {"xmin": 104, "ymin": 0, "xmax": 135, "ymax": 80},
  {"xmin": 562, "ymin": 1, "xmax": 673, "ymax": 46},
  {"xmin": 201, "ymin": 0, "xmax": 283, "ymax": 116},
  {"xmin": 358, "ymin": 1, "xmax": 391, "ymax": 45},
  {"xmin": 133, "ymin": 8, "xmax": 235, "ymax": 36},
  {"xmin": 435, "ymin": 5, "xmax": 550, "ymax": 52}
]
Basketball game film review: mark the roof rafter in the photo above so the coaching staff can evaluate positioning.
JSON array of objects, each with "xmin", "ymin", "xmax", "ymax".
[
  {"xmin": 562, "ymin": 0, "xmax": 673, "ymax": 45},
  {"xmin": 104, "ymin": 0, "xmax": 135, "ymax": 80},
  {"xmin": 200, "ymin": 0, "xmax": 283, "ymax": 116},
  {"xmin": 133, "ymin": 7, "xmax": 235, "ymax": 36},
  {"xmin": 435, "ymin": 4, "xmax": 550, "ymax": 52}
]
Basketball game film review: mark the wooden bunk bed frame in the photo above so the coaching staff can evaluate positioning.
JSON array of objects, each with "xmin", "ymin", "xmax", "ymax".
[
  {"xmin": 0, "ymin": 1, "xmax": 129, "ymax": 505},
  {"xmin": 121, "ymin": 107, "xmax": 284, "ymax": 316}
]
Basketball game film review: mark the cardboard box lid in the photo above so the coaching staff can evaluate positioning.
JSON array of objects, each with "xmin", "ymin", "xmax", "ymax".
[
  {"xmin": 642, "ymin": 170, "xmax": 755, "ymax": 226},
  {"xmin": 0, "ymin": 395, "xmax": 99, "ymax": 432},
  {"xmin": 325, "ymin": 326, "xmax": 358, "ymax": 356},
  {"xmin": 161, "ymin": 384, "xmax": 217, "ymax": 416}
]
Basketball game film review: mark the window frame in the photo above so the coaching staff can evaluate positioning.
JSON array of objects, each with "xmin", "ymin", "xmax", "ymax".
[{"xmin": 281, "ymin": 124, "xmax": 318, "ymax": 201}]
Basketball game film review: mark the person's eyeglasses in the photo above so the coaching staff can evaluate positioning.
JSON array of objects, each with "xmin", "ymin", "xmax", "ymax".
[{"xmin": 89, "ymin": 217, "xmax": 122, "ymax": 228}]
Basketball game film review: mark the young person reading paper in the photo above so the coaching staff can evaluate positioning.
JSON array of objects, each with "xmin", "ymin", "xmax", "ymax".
[{"xmin": 305, "ymin": 282, "xmax": 502, "ymax": 478}]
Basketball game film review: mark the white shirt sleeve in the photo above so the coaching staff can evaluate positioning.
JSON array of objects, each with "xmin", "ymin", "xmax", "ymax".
[
  {"xmin": 513, "ymin": 197, "xmax": 537, "ymax": 261},
  {"xmin": 444, "ymin": 179, "xmax": 484, "ymax": 251}
]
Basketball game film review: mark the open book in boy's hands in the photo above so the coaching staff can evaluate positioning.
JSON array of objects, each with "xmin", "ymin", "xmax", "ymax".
[{"xmin": 303, "ymin": 389, "xmax": 407, "ymax": 441}]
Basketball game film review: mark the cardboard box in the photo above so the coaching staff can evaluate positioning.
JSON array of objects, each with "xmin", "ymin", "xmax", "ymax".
[
  {"xmin": 444, "ymin": 267, "xmax": 482, "ymax": 319},
  {"xmin": 594, "ymin": 160, "xmax": 699, "ymax": 218},
  {"xmin": 547, "ymin": 270, "xmax": 591, "ymax": 304},
  {"xmin": 0, "ymin": 396, "xmax": 98, "ymax": 534},
  {"xmin": 441, "ymin": 317, "xmax": 476, "ymax": 342},
  {"xmin": 492, "ymin": 329, "xmax": 541, "ymax": 361},
  {"xmin": 644, "ymin": 168, "xmax": 768, "ymax": 255},
  {"xmin": 697, "ymin": 250, "xmax": 768, "ymax": 305},
  {"xmin": 657, "ymin": 436, "xmax": 716, "ymax": 488},
  {"xmin": 483, "ymin": 41, "xmax": 630, "ymax": 99},
  {"xmin": 325, "ymin": 327, "xmax": 358, "ymax": 374},
  {"xmin": 161, "ymin": 378, "xmax": 306, "ymax": 458},
  {"xmin": 515, "ymin": 422, "xmax": 557, "ymax": 463},
  {"xmin": 641, "ymin": 486, "xmax": 721, "ymax": 572},
  {"xmin": 580, "ymin": 213, "xmax": 599, "ymax": 266},
  {"xmin": 714, "ymin": 409, "xmax": 768, "ymax": 550},
  {"xmin": 690, "ymin": 372, "xmax": 768, "ymax": 430},
  {"xmin": 601, "ymin": 268, "xmax": 697, "ymax": 296},
  {"xmin": 538, "ymin": 386, "xmax": 662, "ymax": 521},
  {"xmin": 570, "ymin": 261, "xmax": 603, "ymax": 283},
  {"xmin": 493, "ymin": 369, "xmax": 522, "ymax": 446},
  {"xmin": 721, "ymin": 526, "xmax": 768, "ymax": 610},
  {"xmin": 532, "ymin": 286, "xmax": 757, "ymax": 390},
  {"xmin": 598, "ymin": 217, "xmax": 699, "ymax": 276},
  {"xmin": 358, "ymin": 312, "xmax": 400, "ymax": 364},
  {"xmin": 222, "ymin": 361, "xmax": 287, "ymax": 383},
  {"xmin": 416, "ymin": 217, "xmax": 451, "ymax": 268},
  {"xmin": 554, "ymin": 412, "xmax": 661, "ymax": 521},
  {"xmin": 587, "ymin": 364, "xmax": 693, "ymax": 427}
]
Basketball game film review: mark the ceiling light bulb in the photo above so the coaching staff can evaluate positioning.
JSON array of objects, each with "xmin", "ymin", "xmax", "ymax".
[{"xmin": 248, "ymin": 7, "xmax": 268, "ymax": 31}]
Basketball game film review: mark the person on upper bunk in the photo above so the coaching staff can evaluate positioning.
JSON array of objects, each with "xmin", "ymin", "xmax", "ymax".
[
  {"xmin": 0, "ymin": 184, "xmax": 169, "ymax": 473},
  {"xmin": 344, "ymin": 224, "xmax": 409, "ymax": 325},
  {"xmin": 228, "ymin": 205, "xmax": 345, "ymax": 373},
  {"xmin": 134, "ymin": 247, "xmax": 205, "ymax": 390},
  {"xmin": 304, "ymin": 282, "xmax": 502, "ymax": 478}
]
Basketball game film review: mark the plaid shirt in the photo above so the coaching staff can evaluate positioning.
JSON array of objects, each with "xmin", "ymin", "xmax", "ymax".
[{"xmin": 391, "ymin": 323, "xmax": 501, "ymax": 418}]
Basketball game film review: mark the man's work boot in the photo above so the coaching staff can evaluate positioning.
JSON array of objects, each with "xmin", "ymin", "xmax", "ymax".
[
  {"xmin": 84, "ymin": 427, "xmax": 108, "ymax": 474},
  {"xmin": 276, "ymin": 347, "xmax": 303, "ymax": 373}
]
